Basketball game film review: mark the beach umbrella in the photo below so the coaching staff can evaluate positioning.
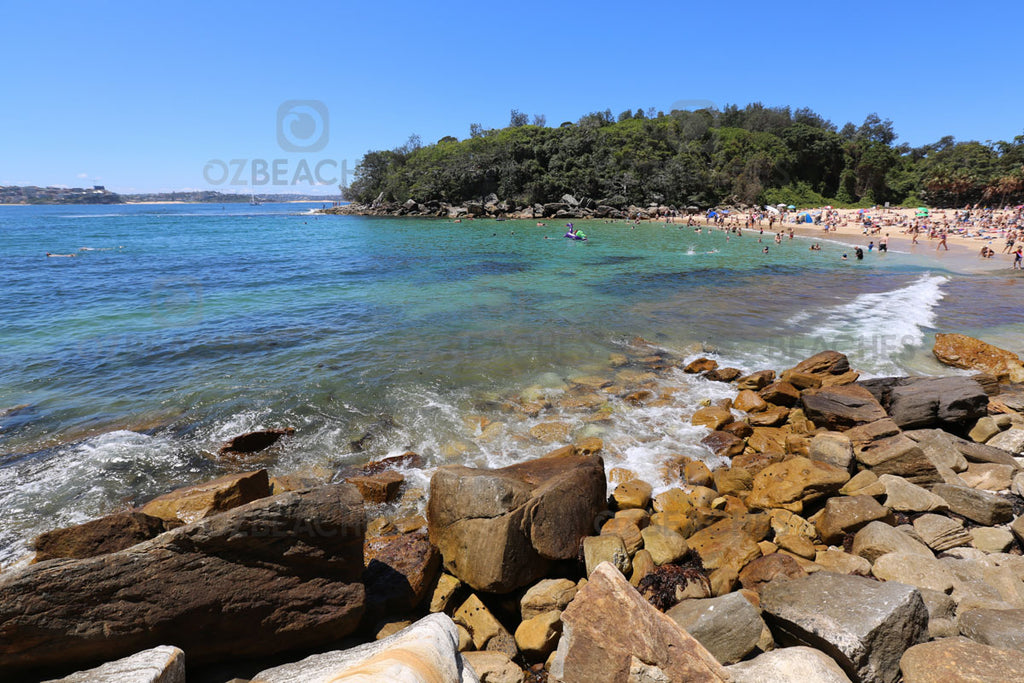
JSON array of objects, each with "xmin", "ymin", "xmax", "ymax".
[
  {"xmin": 787, "ymin": 205, "xmax": 796, "ymax": 210},
  {"xmin": 776, "ymin": 203, "xmax": 787, "ymax": 207},
  {"xmin": 766, "ymin": 205, "xmax": 780, "ymax": 214}
]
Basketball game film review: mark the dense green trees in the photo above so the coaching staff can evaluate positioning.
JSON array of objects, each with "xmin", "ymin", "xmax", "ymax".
[{"xmin": 345, "ymin": 104, "xmax": 1024, "ymax": 209}]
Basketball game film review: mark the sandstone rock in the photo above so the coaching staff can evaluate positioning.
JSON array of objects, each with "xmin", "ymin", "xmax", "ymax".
[
  {"xmin": 738, "ymin": 552, "xmax": 806, "ymax": 592},
  {"xmin": 584, "ymin": 534, "xmax": 631, "ymax": 577},
  {"xmin": 879, "ymin": 474, "xmax": 948, "ymax": 513},
  {"xmin": 630, "ymin": 549, "xmax": 656, "ymax": 587},
  {"xmin": 528, "ymin": 421, "xmax": 572, "ymax": 443},
  {"xmin": 801, "ymin": 384, "xmax": 887, "ymax": 431},
  {"xmin": 860, "ymin": 376, "xmax": 988, "ymax": 431},
  {"xmin": 705, "ymin": 367, "xmax": 742, "ymax": 383},
  {"xmin": 971, "ymin": 527, "xmax": 1015, "ymax": 553},
  {"xmin": 686, "ymin": 518, "xmax": 765, "ymax": 574},
  {"xmin": 641, "ymin": 525, "xmax": 688, "ymax": 565},
  {"xmin": 814, "ymin": 549, "xmax": 872, "ymax": 575},
  {"xmin": 701, "ymin": 431, "xmax": 745, "ymax": 458},
  {"xmin": 839, "ymin": 470, "xmax": 886, "ymax": 497},
  {"xmin": 786, "ymin": 350, "xmax": 851, "ymax": 377},
  {"xmin": 430, "ymin": 573, "xmax": 462, "ymax": 614},
  {"xmin": 141, "ymin": 470, "xmax": 270, "ymax": 524},
  {"xmin": 816, "ymin": 495, "xmax": 894, "ymax": 544},
  {"xmin": 809, "ymin": 432, "xmax": 854, "ymax": 471},
  {"xmin": 521, "ymin": 578, "xmax": 577, "ymax": 620},
  {"xmin": 746, "ymin": 457, "xmax": 850, "ymax": 512},
  {"xmin": 613, "ymin": 479, "xmax": 652, "ymax": 510},
  {"xmin": 1, "ymin": 484, "xmax": 366, "ymax": 678},
  {"xmin": 684, "ymin": 357, "xmax": 718, "ymax": 373},
  {"xmin": 852, "ymin": 520, "xmax": 934, "ymax": 563},
  {"xmin": 912, "ymin": 513, "xmax": 972, "ymax": 552},
  {"xmin": 652, "ymin": 488, "xmax": 693, "ymax": 515},
  {"xmin": 958, "ymin": 608, "xmax": 1024, "ymax": 652},
  {"xmin": 900, "ymin": 637, "xmax": 1024, "ymax": 682},
  {"xmin": 761, "ymin": 572, "xmax": 928, "ymax": 683},
  {"xmin": 601, "ymin": 517, "xmax": 643, "ymax": 555},
  {"xmin": 615, "ymin": 507, "xmax": 650, "ymax": 529},
  {"xmin": 691, "ymin": 406, "xmax": 734, "ymax": 430},
  {"xmin": 42, "ymin": 645, "xmax": 185, "ymax": 683},
  {"xmin": 513, "ymin": 609, "xmax": 561, "ymax": 660},
  {"xmin": 760, "ymin": 381, "xmax": 801, "ymax": 407},
  {"xmin": 251, "ymin": 613, "xmax": 479, "ymax": 683},
  {"xmin": 363, "ymin": 530, "xmax": 440, "ymax": 617},
  {"xmin": 736, "ymin": 370, "xmax": 776, "ymax": 391},
  {"xmin": 462, "ymin": 651, "xmax": 522, "ymax": 683},
  {"xmin": 666, "ymin": 591, "xmax": 765, "ymax": 665},
  {"xmin": 747, "ymin": 406, "xmax": 790, "ymax": 427},
  {"xmin": 726, "ymin": 646, "xmax": 853, "ymax": 683},
  {"xmin": 855, "ymin": 435, "xmax": 941, "ymax": 485},
  {"xmin": 548, "ymin": 563, "xmax": 730, "ymax": 683},
  {"xmin": 775, "ymin": 532, "xmax": 816, "ymax": 559},
  {"xmin": 903, "ymin": 429, "xmax": 969, "ymax": 471},
  {"xmin": 988, "ymin": 428, "xmax": 1024, "ymax": 455},
  {"xmin": 346, "ymin": 469, "xmax": 404, "ymax": 503},
  {"xmin": 454, "ymin": 594, "xmax": 512, "ymax": 651},
  {"xmin": 683, "ymin": 460, "xmax": 713, "ymax": 487},
  {"xmin": 969, "ymin": 416, "xmax": 1002, "ymax": 443},
  {"xmin": 933, "ymin": 333, "xmax": 1024, "ymax": 383},
  {"xmin": 33, "ymin": 511, "xmax": 166, "ymax": 562},
  {"xmin": 219, "ymin": 427, "xmax": 294, "ymax": 455},
  {"xmin": 428, "ymin": 454, "xmax": 605, "ymax": 593},
  {"xmin": 961, "ymin": 463, "xmax": 1016, "ymax": 491},
  {"xmin": 930, "ymin": 484, "xmax": 1014, "ymax": 525},
  {"xmin": 733, "ymin": 390, "xmax": 768, "ymax": 413},
  {"xmin": 871, "ymin": 552, "xmax": 955, "ymax": 593},
  {"xmin": 712, "ymin": 466, "xmax": 753, "ymax": 497}
]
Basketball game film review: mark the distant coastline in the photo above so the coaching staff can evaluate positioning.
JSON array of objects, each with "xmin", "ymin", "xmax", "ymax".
[{"xmin": 0, "ymin": 185, "xmax": 342, "ymax": 205}]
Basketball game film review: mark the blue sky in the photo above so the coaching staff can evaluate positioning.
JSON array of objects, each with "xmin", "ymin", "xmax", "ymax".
[{"xmin": 1, "ymin": 0, "xmax": 1022, "ymax": 195}]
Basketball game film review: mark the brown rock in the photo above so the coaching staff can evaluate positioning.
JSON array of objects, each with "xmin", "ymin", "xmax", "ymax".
[
  {"xmin": 684, "ymin": 460, "xmax": 713, "ymax": 487},
  {"xmin": 701, "ymin": 430, "xmax": 746, "ymax": 458},
  {"xmin": 528, "ymin": 421, "xmax": 572, "ymax": 443},
  {"xmin": 801, "ymin": 384, "xmax": 887, "ymax": 431},
  {"xmin": 601, "ymin": 518, "xmax": 643, "ymax": 555},
  {"xmin": 219, "ymin": 427, "xmax": 294, "ymax": 455},
  {"xmin": 933, "ymin": 333, "xmax": 1024, "ymax": 384},
  {"xmin": 722, "ymin": 420, "xmax": 755, "ymax": 438},
  {"xmin": 748, "ymin": 406, "xmax": 790, "ymax": 427},
  {"xmin": 521, "ymin": 578, "xmax": 578, "ymax": 620},
  {"xmin": 705, "ymin": 367, "xmax": 743, "ymax": 383},
  {"xmin": 549, "ymin": 563, "xmax": 730, "ymax": 683},
  {"xmin": 736, "ymin": 370, "xmax": 776, "ymax": 391},
  {"xmin": 346, "ymin": 470, "xmax": 404, "ymax": 503},
  {"xmin": 0, "ymin": 484, "xmax": 366, "ymax": 678},
  {"xmin": 746, "ymin": 457, "xmax": 850, "ymax": 512},
  {"xmin": 33, "ymin": 512, "xmax": 165, "ymax": 562},
  {"xmin": 428, "ymin": 454, "xmax": 605, "ymax": 593},
  {"xmin": 900, "ymin": 637, "xmax": 1024, "ymax": 682},
  {"xmin": 781, "ymin": 371, "xmax": 823, "ymax": 390},
  {"xmin": 731, "ymin": 451, "xmax": 786, "ymax": 477},
  {"xmin": 141, "ymin": 470, "xmax": 271, "ymax": 524},
  {"xmin": 686, "ymin": 519, "xmax": 764, "ymax": 574},
  {"xmin": 514, "ymin": 610, "xmax": 562, "ymax": 660},
  {"xmin": 747, "ymin": 426, "xmax": 788, "ymax": 454},
  {"xmin": 856, "ymin": 435, "xmax": 941, "ymax": 486},
  {"xmin": 760, "ymin": 381, "xmax": 801, "ymax": 407},
  {"xmin": 454, "ymin": 593, "xmax": 512, "ymax": 651},
  {"xmin": 685, "ymin": 358, "xmax": 719, "ymax": 374},
  {"xmin": 734, "ymin": 390, "xmax": 768, "ymax": 413},
  {"xmin": 816, "ymin": 496, "xmax": 895, "ymax": 545},
  {"xmin": 786, "ymin": 350, "xmax": 851, "ymax": 377},
  {"xmin": 362, "ymin": 530, "xmax": 440, "ymax": 617},
  {"xmin": 612, "ymin": 479, "xmax": 652, "ymax": 510},
  {"xmin": 692, "ymin": 406, "xmax": 735, "ymax": 430},
  {"xmin": 738, "ymin": 553, "xmax": 807, "ymax": 592}
]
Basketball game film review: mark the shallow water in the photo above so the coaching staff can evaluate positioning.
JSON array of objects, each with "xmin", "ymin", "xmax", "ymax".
[{"xmin": 1, "ymin": 204, "xmax": 1021, "ymax": 563}]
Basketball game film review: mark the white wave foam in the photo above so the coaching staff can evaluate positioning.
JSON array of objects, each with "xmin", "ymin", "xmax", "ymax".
[{"xmin": 795, "ymin": 274, "xmax": 948, "ymax": 375}]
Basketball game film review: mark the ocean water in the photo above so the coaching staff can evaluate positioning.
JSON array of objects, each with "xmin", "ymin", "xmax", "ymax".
[{"xmin": 0, "ymin": 203, "xmax": 1021, "ymax": 564}]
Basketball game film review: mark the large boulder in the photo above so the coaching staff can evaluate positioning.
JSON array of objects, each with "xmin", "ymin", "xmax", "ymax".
[
  {"xmin": 727, "ymin": 646, "xmax": 853, "ymax": 683},
  {"xmin": 933, "ymin": 333, "xmax": 1024, "ymax": 383},
  {"xmin": 33, "ymin": 511, "xmax": 166, "ymax": 562},
  {"xmin": 0, "ymin": 484, "xmax": 366, "ymax": 679},
  {"xmin": 42, "ymin": 646, "xmax": 185, "ymax": 683},
  {"xmin": 362, "ymin": 531, "xmax": 441, "ymax": 619},
  {"xmin": 800, "ymin": 385, "xmax": 887, "ymax": 431},
  {"xmin": 760, "ymin": 572, "xmax": 929, "ymax": 683},
  {"xmin": 548, "ymin": 562, "xmax": 730, "ymax": 683},
  {"xmin": 930, "ymin": 484, "xmax": 1014, "ymax": 525},
  {"xmin": 900, "ymin": 637, "xmax": 1024, "ymax": 682},
  {"xmin": 746, "ymin": 457, "xmax": 850, "ymax": 513},
  {"xmin": 251, "ymin": 613, "xmax": 480, "ymax": 682},
  {"xmin": 859, "ymin": 377, "xmax": 988, "ymax": 432},
  {"xmin": 428, "ymin": 454, "xmax": 605, "ymax": 593},
  {"xmin": 958, "ymin": 608, "xmax": 1024, "ymax": 652}
]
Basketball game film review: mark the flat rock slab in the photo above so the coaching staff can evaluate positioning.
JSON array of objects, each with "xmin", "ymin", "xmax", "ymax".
[
  {"xmin": 33, "ymin": 511, "xmax": 167, "ymax": 562},
  {"xmin": 42, "ymin": 646, "xmax": 185, "ymax": 683},
  {"xmin": 549, "ymin": 562, "xmax": 729, "ymax": 683},
  {"xmin": 900, "ymin": 637, "xmax": 1024, "ymax": 682},
  {"xmin": 801, "ymin": 385, "xmax": 887, "ymax": 431},
  {"xmin": 930, "ymin": 484, "xmax": 1014, "ymax": 525},
  {"xmin": 958, "ymin": 608, "xmax": 1024, "ymax": 652},
  {"xmin": 760, "ymin": 572, "xmax": 928, "ymax": 683},
  {"xmin": 251, "ymin": 613, "xmax": 480, "ymax": 683},
  {"xmin": 726, "ymin": 646, "xmax": 852, "ymax": 683},
  {"xmin": 860, "ymin": 376, "xmax": 988, "ymax": 431}
]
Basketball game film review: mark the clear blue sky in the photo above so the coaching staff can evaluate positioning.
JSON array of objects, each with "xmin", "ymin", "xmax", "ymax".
[{"xmin": 2, "ymin": 0, "xmax": 1022, "ymax": 195}]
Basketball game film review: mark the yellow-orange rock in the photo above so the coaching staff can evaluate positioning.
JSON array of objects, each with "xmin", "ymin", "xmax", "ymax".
[{"xmin": 933, "ymin": 333, "xmax": 1024, "ymax": 383}]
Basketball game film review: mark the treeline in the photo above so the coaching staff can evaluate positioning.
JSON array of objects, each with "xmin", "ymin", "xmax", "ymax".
[{"xmin": 345, "ymin": 104, "xmax": 1024, "ymax": 209}]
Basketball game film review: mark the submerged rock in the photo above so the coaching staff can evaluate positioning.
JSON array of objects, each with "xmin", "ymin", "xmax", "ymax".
[{"xmin": 219, "ymin": 427, "xmax": 295, "ymax": 455}]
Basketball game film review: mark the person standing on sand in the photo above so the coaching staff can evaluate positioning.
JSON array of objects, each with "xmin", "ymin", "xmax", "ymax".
[
  {"xmin": 879, "ymin": 234, "xmax": 888, "ymax": 252},
  {"xmin": 936, "ymin": 231, "xmax": 948, "ymax": 251}
]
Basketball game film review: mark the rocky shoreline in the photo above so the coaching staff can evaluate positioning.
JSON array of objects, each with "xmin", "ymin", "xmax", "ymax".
[
  {"xmin": 3, "ymin": 336, "xmax": 1024, "ymax": 682},
  {"xmin": 320, "ymin": 193, "xmax": 692, "ymax": 220}
]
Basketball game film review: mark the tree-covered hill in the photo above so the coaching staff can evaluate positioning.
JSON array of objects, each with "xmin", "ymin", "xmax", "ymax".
[{"xmin": 345, "ymin": 104, "xmax": 1024, "ymax": 209}]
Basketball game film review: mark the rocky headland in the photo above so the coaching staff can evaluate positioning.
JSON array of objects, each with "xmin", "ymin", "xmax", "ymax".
[{"xmin": 3, "ymin": 335, "xmax": 1024, "ymax": 682}]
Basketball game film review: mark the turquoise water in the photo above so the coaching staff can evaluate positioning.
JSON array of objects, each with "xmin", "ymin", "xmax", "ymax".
[{"xmin": 0, "ymin": 203, "xmax": 1020, "ymax": 563}]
